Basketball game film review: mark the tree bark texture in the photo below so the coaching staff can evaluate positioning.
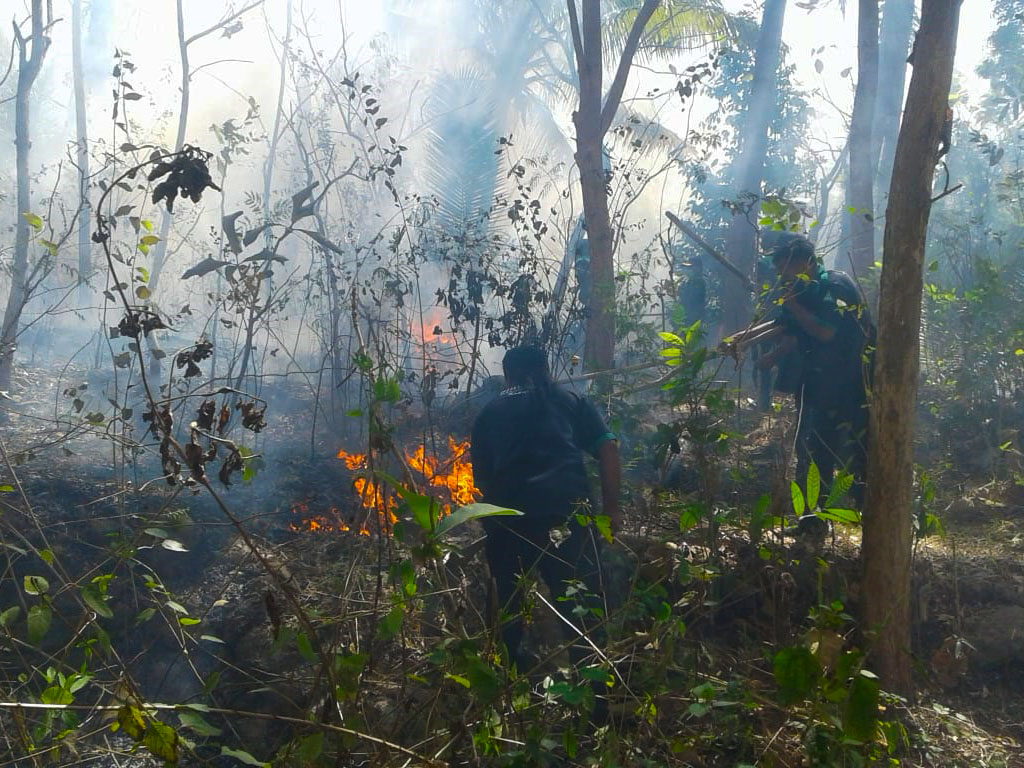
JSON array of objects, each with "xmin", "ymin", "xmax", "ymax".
[
  {"xmin": 570, "ymin": 0, "xmax": 659, "ymax": 376},
  {"xmin": 73, "ymin": 0, "xmax": 92, "ymax": 299},
  {"xmin": 871, "ymin": 0, "xmax": 916, "ymax": 203},
  {"xmin": 0, "ymin": 2, "xmax": 50, "ymax": 394},
  {"xmin": 720, "ymin": 0, "xmax": 787, "ymax": 332},
  {"xmin": 845, "ymin": 0, "xmax": 880, "ymax": 283},
  {"xmin": 861, "ymin": 0, "xmax": 961, "ymax": 695}
]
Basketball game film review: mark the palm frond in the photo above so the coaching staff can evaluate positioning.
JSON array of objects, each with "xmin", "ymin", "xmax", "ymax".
[
  {"xmin": 602, "ymin": 0, "xmax": 736, "ymax": 69},
  {"xmin": 421, "ymin": 65, "xmax": 506, "ymax": 236}
]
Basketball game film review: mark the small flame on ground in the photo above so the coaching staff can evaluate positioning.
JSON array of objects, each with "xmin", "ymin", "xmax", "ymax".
[{"xmin": 289, "ymin": 439, "xmax": 480, "ymax": 535}]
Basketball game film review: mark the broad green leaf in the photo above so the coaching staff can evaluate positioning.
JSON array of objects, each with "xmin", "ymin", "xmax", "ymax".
[
  {"xmin": 135, "ymin": 285, "xmax": 151, "ymax": 300},
  {"xmin": 179, "ymin": 617, "xmax": 201, "ymax": 626},
  {"xmin": 378, "ymin": 604, "xmax": 404, "ymax": 640},
  {"xmin": 295, "ymin": 632, "xmax": 317, "ymax": 663},
  {"xmin": 142, "ymin": 720, "xmax": 179, "ymax": 763},
  {"xmin": 0, "ymin": 606, "xmax": 21, "ymax": 628},
  {"xmin": 434, "ymin": 503, "xmax": 522, "ymax": 538},
  {"xmin": 843, "ymin": 670, "xmax": 880, "ymax": 742},
  {"xmin": 773, "ymin": 646, "xmax": 820, "ymax": 705},
  {"xmin": 659, "ymin": 331, "xmax": 684, "ymax": 344},
  {"xmin": 179, "ymin": 710, "xmax": 221, "ymax": 737},
  {"xmin": 298, "ymin": 732, "xmax": 324, "ymax": 761},
  {"xmin": 28, "ymin": 605, "xmax": 52, "ymax": 645},
  {"xmin": 166, "ymin": 600, "xmax": 188, "ymax": 615},
  {"xmin": 140, "ymin": 234, "xmax": 160, "ymax": 246},
  {"xmin": 82, "ymin": 584, "xmax": 114, "ymax": 619},
  {"xmin": 806, "ymin": 463, "xmax": 820, "ymax": 510},
  {"xmin": 790, "ymin": 481, "xmax": 805, "ymax": 517},
  {"xmin": 818, "ymin": 508, "xmax": 861, "ymax": 525},
  {"xmin": 446, "ymin": 673, "xmax": 471, "ymax": 688},
  {"xmin": 593, "ymin": 514, "xmax": 613, "ymax": 543},
  {"xmin": 22, "ymin": 212, "xmax": 43, "ymax": 231},
  {"xmin": 24, "ymin": 575, "xmax": 50, "ymax": 596},
  {"xmin": 116, "ymin": 704, "xmax": 146, "ymax": 740}
]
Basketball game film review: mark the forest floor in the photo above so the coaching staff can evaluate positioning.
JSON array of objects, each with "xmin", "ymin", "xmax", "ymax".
[{"xmin": 1, "ymin": 360, "xmax": 1023, "ymax": 766}]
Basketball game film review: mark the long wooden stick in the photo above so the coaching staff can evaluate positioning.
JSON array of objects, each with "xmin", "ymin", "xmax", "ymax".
[{"xmin": 665, "ymin": 211, "xmax": 755, "ymax": 291}]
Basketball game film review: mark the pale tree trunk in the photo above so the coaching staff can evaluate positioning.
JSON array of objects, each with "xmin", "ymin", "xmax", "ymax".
[
  {"xmin": 871, "ymin": 0, "xmax": 916, "ymax": 203},
  {"xmin": 72, "ymin": 0, "xmax": 92, "ymax": 302},
  {"xmin": 720, "ymin": 0, "xmax": 787, "ymax": 332},
  {"xmin": 263, "ymin": 0, "xmax": 293, "ymax": 297},
  {"xmin": 149, "ymin": 0, "xmax": 190, "ymax": 302},
  {"xmin": 0, "ymin": 2, "xmax": 51, "ymax": 395},
  {"xmin": 846, "ymin": 0, "xmax": 880, "ymax": 284},
  {"xmin": 861, "ymin": 0, "xmax": 961, "ymax": 695},
  {"xmin": 568, "ymin": 0, "xmax": 659, "ymax": 376}
]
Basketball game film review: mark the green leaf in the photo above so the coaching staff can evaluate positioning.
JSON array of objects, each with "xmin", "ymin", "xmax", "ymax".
[
  {"xmin": 220, "ymin": 746, "xmax": 270, "ymax": 767},
  {"xmin": 140, "ymin": 234, "xmax": 160, "ymax": 246},
  {"xmin": 773, "ymin": 646, "xmax": 820, "ymax": 705},
  {"xmin": 82, "ymin": 584, "xmax": 114, "ymax": 619},
  {"xmin": 333, "ymin": 652, "xmax": 368, "ymax": 701},
  {"xmin": 179, "ymin": 617, "xmax": 201, "ymax": 626},
  {"xmin": 843, "ymin": 670, "xmax": 880, "ymax": 742},
  {"xmin": 39, "ymin": 549, "xmax": 54, "ymax": 565},
  {"xmin": 142, "ymin": 720, "xmax": 179, "ymax": 764},
  {"xmin": 144, "ymin": 527, "xmax": 169, "ymax": 539},
  {"xmin": 116, "ymin": 704, "xmax": 146, "ymax": 740},
  {"xmin": 135, "ymin": 285, "xmax": 151, "ymax": 300},
  {"xmin": 24, "ymin": 575, "xmax": 50, "ymax": 596},
  {"xmin": 0, "ymin": 485, "xmax": 14, "ymax": 492},
  {"xmin": 178, "ymin": 710, "xmax": 222, "ymax": 737},
  {"xmin": 658, "ymin": 331, "xmax": 684, "ymax": 344},
  {"xmin": 446, "ymin": 673, "xmax": 471, "ymax": 688},
  {"xmin": 295, "ymin": 632, "xmax": 317, "ymax": 663},
  {"xmin": 593, "ymin": 514, "xmax": 613, "ymax": 543},
  {"xmin": 824, "ymin": 471, "xmax": 854, "ymax": 508},
  {"xmin": 434, "ymin": 502, "xmax": 522, "ymax": 538},
  {"xmin": 22, "ymin": 212, "xmax": 43, "ymax": 231},
  {"xmin": 378, "ymin": 604, "xmax": 404, "ymax": 640},
  {"xmin": 0, "ymin": 606, "xmax": 21, "ymax": 628},
  {"xmin": 166, "ymin": 600, "xmax": 189, "ymax": 615},
  {"xmin": 297, "ymin": 732, "xmax": 324, "ymax": 762},
  {"xmin": 790, "ymin": 481, "xmax": 805, "ymax": 517},
  {"xmin": 818, "ymin": 508, "xmax": 862, "ymax": 525},
  {"xmin": 41, "ymin": 685, "xmax": 74, "ymax": 705},
  {"xmin": 27, "ymin": 606, "xmax": 51, "ymax": 647},
  {"xmin": 806, "ymin": 462, "xmax": 820, "ymax": 510}
]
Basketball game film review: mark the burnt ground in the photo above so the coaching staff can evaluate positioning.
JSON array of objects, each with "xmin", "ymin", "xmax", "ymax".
[{"xmin": 0, "ymin": 360, "xmax": 1022, "ymax": 766}]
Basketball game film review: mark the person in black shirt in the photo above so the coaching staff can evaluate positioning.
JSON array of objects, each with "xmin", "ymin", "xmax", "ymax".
[
  {"xmin": 755, "ymin": 235, "xmax": 874, "ymax": 506},
  {"xmin": 471, "ymin": 346, "xmax": 620, "ymax": 669}
]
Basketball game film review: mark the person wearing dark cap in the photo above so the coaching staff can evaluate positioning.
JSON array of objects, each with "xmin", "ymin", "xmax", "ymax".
[
  {"xmin": 470, "ymin": 345, "xmax": 620, "ymax": 671},
  {"xmin": 755, "ymin": 235, "xmax": 874, "ymax": 506}
]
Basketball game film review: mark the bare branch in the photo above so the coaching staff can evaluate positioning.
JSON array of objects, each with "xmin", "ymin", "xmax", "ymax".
[
  {"xmin": 600, "ymin": 0, "xmax": 660, "ymax": 136},
  {"xmin": 184, "ymin": 0, "xmax": 263, "ymax": 46}
]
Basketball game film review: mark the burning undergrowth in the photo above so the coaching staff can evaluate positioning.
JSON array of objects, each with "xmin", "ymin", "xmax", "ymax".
[{"xmin": 289, "ymin": 436, "xmax": 479, "ymax": 535}]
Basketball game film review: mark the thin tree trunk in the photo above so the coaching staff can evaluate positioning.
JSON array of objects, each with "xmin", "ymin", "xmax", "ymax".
[
  {"xmin": 720, "ymin": 0, "xmax": 787, "ymax": 332},
  {"xmin": 872, "ymin": 0, "xmax": 916, "ymax": 203},
  {"xmin": 861, "ymin": 0, "xmax": 961, "ymax": 695},
  {"xmin": 263, "ymin": 0, "xmax": 293, "ymax": 297},
  {"xmin": 72, "ymin": 0, "xmax": 91, "ymax": 302},
  {"xmin": 0, "ymin": 3, "xmax": 50, "ymax": 395},
  {"xmin": 846, "ymin": 0, "xmax": 880, "ymax": 284},
  {"xmin": 149, "ymin": 0, "xmax": 190, "ymax": 301},
  {"xmin": 569, "ymin": 0, "xmax": 659, "ymax": 377}
]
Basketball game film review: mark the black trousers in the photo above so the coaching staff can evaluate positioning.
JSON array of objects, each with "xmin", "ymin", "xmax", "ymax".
[
  {"xmin": 796, "ymin": 384, "xmax": 869, "ymax": 507},
  {"xmin": 482, "ymin": 514, "xmax": 604, "ymax": 668}
]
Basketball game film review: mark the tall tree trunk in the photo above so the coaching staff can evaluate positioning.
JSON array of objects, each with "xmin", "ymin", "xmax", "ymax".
[
  {"xmin": 720, "ymin": 0, "xmax": 787, "ymax": 332},
  {"xmin": 0, "ymin": 3, "xmax": 50, "ymax": 395},
  {"xmin": 72, "ymin": 0, "xmax": 92, "ymax": 302},
  {"xmin": 569, "ymin": 0, "xmax": 659, "ymax": 376},
  {"xmin": 149, "ymin": 0, "xmax": 190, "ymax": 301},
  {"xmin": 861, "ymin": 0, "xmax": 961, "ymax": 695},
  {"xmin": 872, "ymin": 0, "xmax": 916, "ymax": 202},
  {"xmin": 846, "ymin": 0, "xmax": 880, "ymax": 284},
  {"xmin": 263, "ymin": 0, "xmax": 293, "ymax": 296}
]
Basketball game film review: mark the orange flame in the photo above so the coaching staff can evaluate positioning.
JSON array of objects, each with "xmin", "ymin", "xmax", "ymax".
[
  {"xmin": 417, "ymin": 307, "xmax": 456, "ymax": 348},
  {"xmin": 290, "ymin": 441, "xmax": 481, "ymax": 534}
]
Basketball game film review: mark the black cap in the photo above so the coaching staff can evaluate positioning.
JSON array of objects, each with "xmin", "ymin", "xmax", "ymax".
[{"xmin": 767, "ymin": 233, "xmax": 815, "ymax": 265}]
